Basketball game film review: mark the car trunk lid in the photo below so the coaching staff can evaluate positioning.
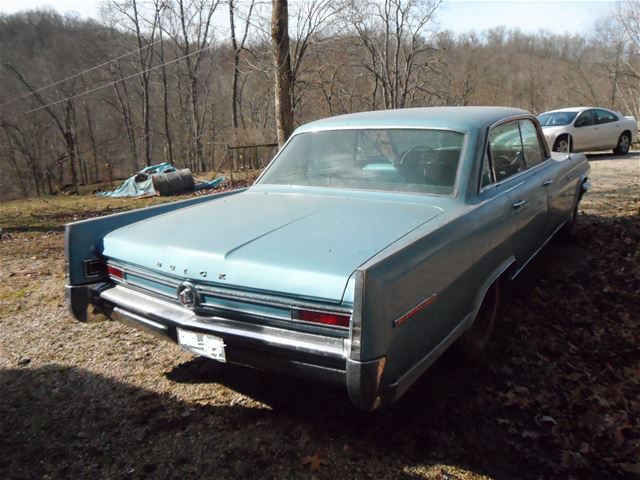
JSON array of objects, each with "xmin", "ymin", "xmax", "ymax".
[{"xmin": 102, "ymin": 190, "xmax": 443, "ymax": 303}]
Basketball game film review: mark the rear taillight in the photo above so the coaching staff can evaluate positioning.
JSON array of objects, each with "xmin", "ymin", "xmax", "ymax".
[
  {"xmin": 107, "ymin": 265, "xmax": 124, "ymax": 280},
  {"xmin": 292, "ymin": 309, "xmax": 351, "ymax": 328}
]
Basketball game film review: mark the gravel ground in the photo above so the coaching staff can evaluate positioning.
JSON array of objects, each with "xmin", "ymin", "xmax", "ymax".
[{"xmin": 0, "ymin": 154, "xmax": 638, "ymax": 479}]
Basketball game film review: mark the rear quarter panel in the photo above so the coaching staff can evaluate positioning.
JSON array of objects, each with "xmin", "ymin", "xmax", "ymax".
[
  {"xmin": 356, "ymin": 193, "xmax": 516, "ymax": 385},
  {"xmin": 624, "ymin": 118, "xmax": 639, "ymax": 143},
  {"xmin": 66, "ymin": 189, "xmax": 245, "ymax": 285}
]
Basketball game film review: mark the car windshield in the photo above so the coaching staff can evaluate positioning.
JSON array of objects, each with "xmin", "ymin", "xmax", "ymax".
[
  {"xmin": 257, "ymin": 129, "xmax": 465, "ymax": 195},
  {"xmin": 537, "ymin": 111, "xmax": 578, "ymax": 126}
]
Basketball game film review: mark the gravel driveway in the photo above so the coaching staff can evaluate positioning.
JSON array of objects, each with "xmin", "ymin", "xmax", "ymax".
[{"xmin": 1, "ymin": 154, "xmax": 638, "ymax": 479}]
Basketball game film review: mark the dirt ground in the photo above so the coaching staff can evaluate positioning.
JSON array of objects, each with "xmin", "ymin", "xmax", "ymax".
[{"xmin": 0, "ymin": 154, "xmax": 638, "ymax": 480}]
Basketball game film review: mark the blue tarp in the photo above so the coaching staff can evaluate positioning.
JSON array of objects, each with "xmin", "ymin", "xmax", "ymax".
[{"xmin": 98, "ymin": 163, "xmax": 224, "ymax": 197}]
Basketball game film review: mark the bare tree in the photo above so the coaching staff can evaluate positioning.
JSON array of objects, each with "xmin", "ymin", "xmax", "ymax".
[
  {"xmin": 108, "ymin": 60, "xmax": 140, "ymax": 172},
  {"xmin": 108, "ymin": 0, "xmax": 161, "ymax": 167},
  {"xmin": 1, "ymin": 60, "xmax": 80, "ymax": 192},
  {"xmin": 271, "ymin": 0, "xmax": 294, "ymax": 146},
  {"xmin": 229, "ymin": 0, "xmax": 255, "ymax": 129},
  {"xmin": 164, "ymin": 0, "xmax": 219, "ymax": 171},
  {"xmin": 347, "ymin": 0, "xmax": 441, "ymax": 109}
]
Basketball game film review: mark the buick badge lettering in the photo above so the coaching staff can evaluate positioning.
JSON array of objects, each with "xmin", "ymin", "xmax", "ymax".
[{"xmin": 177, "ymin": 282, "xmax": 199, "ymax": 309}]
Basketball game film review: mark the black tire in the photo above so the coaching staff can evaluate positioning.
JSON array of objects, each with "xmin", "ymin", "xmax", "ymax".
[
  {"xmin": 456, "ymin": 281, "xmax": 500, "ymax": 361},
  {"xmin": 613, "ymin": 132, "xmax": 631, "ymax": 155},
  {"xmin": 553, "ymin": 135, "xmax": 572, "ymax": 153},
  {"xmin": 558, "ymin": 202, "xmax": 579, "ymax": 241}
]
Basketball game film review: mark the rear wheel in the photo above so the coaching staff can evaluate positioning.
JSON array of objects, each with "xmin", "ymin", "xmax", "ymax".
[
  {"xmin": 558, "ymin": 202, "xmax": 579, "ymax": 241},
  {"xmin": 553, "ymin": 135, "xmax": 571, "ymax": 153},
  {"xmin": 456, "ymin": 281, "xmax": 500, "ymax": 361},
  {"xmin": 613, "ymin": 132, "xmax": 631, "ymax": 155}
]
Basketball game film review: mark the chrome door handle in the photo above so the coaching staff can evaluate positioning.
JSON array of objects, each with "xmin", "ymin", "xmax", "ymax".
[
  {"xmin": 512, "ymin": 200, "xmax": 527, "ymax": 209},
  {"xmin": 543, "ymin": 179, "xmax": 554, "ymax": 186}
]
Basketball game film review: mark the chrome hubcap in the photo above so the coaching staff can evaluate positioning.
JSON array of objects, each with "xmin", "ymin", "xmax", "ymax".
[
  {"xmin": 620, "ymin": 136, "xmax": 630, "ymax": 150},
  {"xmin": 557, "ymin": 140, "xmax": 569, "ymax": 152}
]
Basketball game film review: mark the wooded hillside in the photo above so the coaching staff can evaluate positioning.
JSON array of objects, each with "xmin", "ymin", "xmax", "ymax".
[{"xmin": 1, "ymin": 0, "xmax": 639, "ymax": 200}]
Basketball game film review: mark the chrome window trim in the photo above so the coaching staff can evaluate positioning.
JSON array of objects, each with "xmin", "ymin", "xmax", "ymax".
[
  {"xmin": 594, "ymin": 108, "xmax": 618, "ymax": 124},
  {"xmin": 478, "ymin": 114, "xmax": 553, "ymax": 195},
  {"xmin": 254, "ymin": 126, "xmax": 469, "ymax": 198},
  {"xmin": 519, "ymin": 118, "xmax": 547, "ymax": 168}
]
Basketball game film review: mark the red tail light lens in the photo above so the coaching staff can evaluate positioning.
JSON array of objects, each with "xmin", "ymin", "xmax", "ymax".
[
  {"xmin": 107, "ymin": 265, "xmax": 124, "ymax": 280},
  {"xmin": 293, "ymin": 309, "xmax": 351, "ymax": 328}
]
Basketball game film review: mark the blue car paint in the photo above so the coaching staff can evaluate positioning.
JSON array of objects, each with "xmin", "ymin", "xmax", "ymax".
[
  {"xmin": 102, "ymin": 189, "xmax": 444, "ymax": 303},
  {"xmin": 65, "ymin": 107, "xmax": 590, "ymax": 410}
]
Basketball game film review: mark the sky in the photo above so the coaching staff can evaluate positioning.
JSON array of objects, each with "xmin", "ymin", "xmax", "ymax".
[{"xmin": 0, "ymin": 0, "xmax": 619, "ymax": 36}]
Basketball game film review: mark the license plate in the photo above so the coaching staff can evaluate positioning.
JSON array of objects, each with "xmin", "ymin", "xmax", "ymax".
[{"xmin": 177, "ymin": 328, "xmax": 226, "ymax": 363}]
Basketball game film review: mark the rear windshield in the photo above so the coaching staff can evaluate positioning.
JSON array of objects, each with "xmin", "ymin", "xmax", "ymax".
[
  {"xmin": 257, "ymin": 129, "xmax": 465, "ymax": 195},
  {"xmin": 537, "ymin": 111, "xmax": 578, "ymax": 126}
]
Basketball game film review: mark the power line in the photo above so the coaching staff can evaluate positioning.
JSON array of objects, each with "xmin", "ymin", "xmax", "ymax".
[
  {"xmin": 0, "ymin": 39, "xmax": 162, "ymax": 108},
  {"xmin": 21, "ymin": 43, "xmax": 214, "ymax": 115}
]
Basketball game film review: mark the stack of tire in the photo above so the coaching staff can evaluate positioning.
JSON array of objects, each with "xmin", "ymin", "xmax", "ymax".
[{"xmin": 151, "ymin": 169, "xmax": 195, "ymax": 196}]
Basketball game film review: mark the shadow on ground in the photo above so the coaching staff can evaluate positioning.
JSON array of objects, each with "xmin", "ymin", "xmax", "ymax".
[{"xmin": 2, "ymin": 213, "xmax": 637, "ymax": 480}]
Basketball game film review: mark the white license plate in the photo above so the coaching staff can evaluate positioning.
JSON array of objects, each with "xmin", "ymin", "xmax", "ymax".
[{"xmin": 177, "ymin": 328, "xmax": 226, "ymax": 363}]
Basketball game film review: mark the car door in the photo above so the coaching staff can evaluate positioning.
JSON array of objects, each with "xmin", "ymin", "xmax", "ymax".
[
  {"xmin": 571, "ymin": 109, "xmax": 599, "ymax": 151},
  {"xmin": 488, "ymin": 120, "xmax": 549, "ymax": 269},
  {"xmin": 518, "ymin": 119, "xmax": 576, "ymax": 234},
  {"xmin": 594, "ymin": 109, "xmax": 621, "ymax": 149}
]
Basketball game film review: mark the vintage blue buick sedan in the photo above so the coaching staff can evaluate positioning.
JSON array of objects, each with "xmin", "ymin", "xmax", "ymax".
[{"xmin": 65, "ymin": 107, "xmax": 590, "ymax": 410}]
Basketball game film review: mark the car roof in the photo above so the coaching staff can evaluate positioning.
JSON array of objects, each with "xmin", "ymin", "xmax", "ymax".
[
  {"xmin": 294, "ymin": 106, "xmax": 530, "ymax": 134},
  {"xmin": 540, "ymin": 106, "xmax": 611, "ymax": 114}
]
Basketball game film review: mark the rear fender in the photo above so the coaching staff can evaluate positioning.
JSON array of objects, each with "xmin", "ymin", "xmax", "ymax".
[{"xmin": 65, "ymin": 189, "xmax": 245, "ymax": 286}]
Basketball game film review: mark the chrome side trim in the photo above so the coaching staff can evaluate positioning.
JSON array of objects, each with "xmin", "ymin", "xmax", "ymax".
[
  {"xmin": 198, "ymin": 301, "xmax": 290, "ymax": 322},
  {"xmin": 392, "ymin": 293, "xmax": 438, "ymax": 328},
  {"xmin": 111, "ymin": 261, "xmax": 181, "ymax": 288},
  {"xmin": 347, "ymin": 270, "xmax": 365, "ymax": 362},
  {"xmin": 387, "ymin": 256, "xmax": 514, "ymax": 402},
  {"xmin": 386, "ymin": 310, "xmax": 470, "ymax": 401},
  {"xmin": 198, "ymin": 284, "xmax": 352, "ymax": 314},
  {"xmin": 510, "ymin": 220, "xmax": 566, "ymax": 280},
  {"xmin": 101, "ymin": 285, "xmax": 346, "ymax": 359},
  {"xmin": 107, "ymin": 261, "xmax": 353, "ymax": 315}
]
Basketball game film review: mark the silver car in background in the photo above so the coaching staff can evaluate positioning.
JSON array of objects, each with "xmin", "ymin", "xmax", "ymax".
[{"xmin": 538, "ymin": 107, "xmax": 638, "ymax": 154}]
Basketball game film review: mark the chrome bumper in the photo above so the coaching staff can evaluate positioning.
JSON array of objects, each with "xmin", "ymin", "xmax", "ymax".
[{"xmin": 66, "ymin": 283, "xmax": 387, "ymax": 410}]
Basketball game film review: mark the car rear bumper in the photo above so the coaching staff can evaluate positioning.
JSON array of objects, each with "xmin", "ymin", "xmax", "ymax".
[{"xmin": 65, "ymin": 283, "xmax": 386, "ymax": 410}]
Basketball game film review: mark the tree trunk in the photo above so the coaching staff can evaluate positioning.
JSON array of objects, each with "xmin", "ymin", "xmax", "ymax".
[
  {"xmin": 230, "ymin": 0, "xmax": 240, "ymax": 129},
  {"xmin": 63, "ymin": 102, "xmax": 79, "ymax": 192},
  {"xmin": 271, "ymin": 0, "xmax": 294, "ymax": 147},
  {"xmin": 3, "ymin": 129, "xmax": 29, "ymax": 197},
  {"xmin": 131, "ymin": 0, "xmax": 156, "ymax": 167},
  {"xmin": 159, "ymin": 30, "xmax": 174, "ymax": 165},
  {"xmin": 85, "ymin": 103, "xmax": 100, "ymax": 182}
]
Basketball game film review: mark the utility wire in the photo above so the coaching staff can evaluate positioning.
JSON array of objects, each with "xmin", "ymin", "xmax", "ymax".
[
  {"xmin": 21, "ymin": 43, "xmax": 214, "ymax": 116},
  {"xmin": 0, "ymin": 39, "xmax": 162, "ymax": 108}
]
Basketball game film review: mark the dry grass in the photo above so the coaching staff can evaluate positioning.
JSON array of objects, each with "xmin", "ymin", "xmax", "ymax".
[{"xmin": 0, "ymin": 155, "xmax": 638, "ymax": 479}]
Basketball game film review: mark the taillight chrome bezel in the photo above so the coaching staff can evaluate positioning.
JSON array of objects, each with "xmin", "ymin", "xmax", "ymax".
[
  {"xmin": 83, "ymin": 258, "xmax": 106, "ymax": 278},
  {"xmin": 291, "ymin": 307, "xmax": 351, "ymax": 329},
  {"xmin": 107, "ymin": 264, "xmax": 125, "ymax": 280}
]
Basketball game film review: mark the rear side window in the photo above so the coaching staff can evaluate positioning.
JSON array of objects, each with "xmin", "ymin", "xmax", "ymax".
[
  {"xmin": 481, "ymin": 152, "xmax": 494, "ymax": 187},
  {"xmin": 489, "ymin": 121, "xmax": 526, "ymax": 182},
  {"xmin": 575, "ymin": 110, "xmax": 597, "ymax": 127},
  {"xmin": 519, "ymin": 120, "xmax": 545, "ymax": 167},
  {"xmin": 595, "ymin": 109, "xmax": 618, "ymax": 124}
]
